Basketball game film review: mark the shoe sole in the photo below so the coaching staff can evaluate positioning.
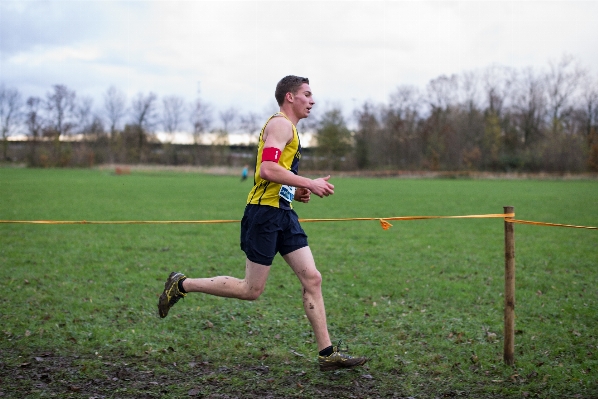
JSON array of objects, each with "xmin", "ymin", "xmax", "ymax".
[
  {"xmin": 158, "ymin": 292, "xmax": 169, "ymax": 318},
  {"xmin": 158, "ymin": 272, "xmax": 179, "ymax": 318},
  {"xmin": 319, "ymin": 358, "xmax": 368, "ymax": 371}
]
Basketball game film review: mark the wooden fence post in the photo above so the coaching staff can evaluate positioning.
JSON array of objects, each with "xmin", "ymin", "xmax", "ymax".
[{"xmin": 503, "ymin": 206, "xmax": 515, "ymax": 365}]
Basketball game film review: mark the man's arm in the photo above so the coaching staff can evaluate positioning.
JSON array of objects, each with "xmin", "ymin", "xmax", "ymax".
[{"xmin": 260, "ymin": 117, "xmax": 334, "ymax": 198}]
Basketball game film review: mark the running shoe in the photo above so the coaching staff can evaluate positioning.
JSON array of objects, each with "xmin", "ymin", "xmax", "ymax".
[
  {"xmin": 158, "ymin": 272, "xmax": 187, "ymax": 318},
  {"xmin": 318, "ymin": 340, "xmax": 368, "ymax": 371}
]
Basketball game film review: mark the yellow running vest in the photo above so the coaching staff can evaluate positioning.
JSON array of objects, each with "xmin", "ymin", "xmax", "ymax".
[{"xmin": 246, "ymin": 113, "xmax": 302, "ymax": 209}]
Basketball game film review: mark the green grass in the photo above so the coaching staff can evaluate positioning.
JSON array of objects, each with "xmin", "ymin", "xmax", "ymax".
[{"xmin": 0, "ymin": 168, "xmax": 597, "ymax": 398}]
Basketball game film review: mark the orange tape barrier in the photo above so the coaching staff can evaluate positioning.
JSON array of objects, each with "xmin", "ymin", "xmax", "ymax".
[
  {"xmin": 505, "ymin": 218, "xmax": 597, "ymax": 230},
  {"xmin": 0, "ymin": 213, "xmax": 516, "ymax": 230},
  {"xmin": 299, "ymin": 213, "xmax": 515, "ymax": 230},
  {"xmin": 0, "ymin": 219, "xmax": 240, "ymax": 225},
  {"xmin": 3, "ymin": 214, "xmax": 596, "ymax": 230}
]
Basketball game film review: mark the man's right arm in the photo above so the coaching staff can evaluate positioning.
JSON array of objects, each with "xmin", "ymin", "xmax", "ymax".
[{"xmin": 259, "ymin": 118, "xmax": 334, "ymax": 198}]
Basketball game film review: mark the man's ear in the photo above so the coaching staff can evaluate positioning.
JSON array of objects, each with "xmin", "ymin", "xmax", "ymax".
[{"xmin": 285, "ymin": 92, "xmax": 294, "ymax": 103}]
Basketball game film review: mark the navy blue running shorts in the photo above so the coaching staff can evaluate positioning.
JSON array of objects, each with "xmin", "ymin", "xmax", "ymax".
[{"xmin": 240, "ymin": 204, "xmax": 308, "ymax": 266}]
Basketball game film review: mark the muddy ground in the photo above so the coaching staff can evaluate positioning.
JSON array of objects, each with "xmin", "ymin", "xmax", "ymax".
[
  {"xmin": 0, "ymin": 349, "xmax": 481, "ymax": 399},
  {"xmin": 0, "ymin": 349, "xmax": 396, "ymax": 399}
]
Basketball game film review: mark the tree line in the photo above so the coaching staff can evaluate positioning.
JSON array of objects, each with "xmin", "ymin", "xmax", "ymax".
[
  {"xmin": 1, "ymin": 55, "xmax": 597, "ymax": 172},
  {"xmin": 0, "ymin": 81, "xmax": 261, "ymax": 166},
  {"xmin": 314, "ymin": 55, "xmax": 598, "ymax": 173}
]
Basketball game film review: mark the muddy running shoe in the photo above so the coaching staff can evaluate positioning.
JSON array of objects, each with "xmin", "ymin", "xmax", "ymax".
[
  {"xmin": 318, "ymin": 340, "xmax": 368, "ymax": 371},
  {"xmin": 158, "ymin": 272, "xmax": 187, "ymax": 318}
]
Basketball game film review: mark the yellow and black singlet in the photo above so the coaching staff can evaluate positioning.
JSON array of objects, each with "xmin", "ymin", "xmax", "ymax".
[{"xmin": 246, "ymin": 113, "xmax": 302, "ymax": 210}]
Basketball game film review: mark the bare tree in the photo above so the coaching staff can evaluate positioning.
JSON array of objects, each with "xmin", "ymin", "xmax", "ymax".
[
  {"xmin": 214, "ymin": 107, "xmax": 237, "ymax": 146},
  {"xmin": 25, "ymin": 96, "xmax": 43, "ymax": 164},
  {"xmin": 483, "ymin": 64, "xmax": 516, "ymax": 116},
  {"xmin": 130, "ymin": 92, "xmax": 158, "ymax": 161},
  {"xmin": 582, "ymin": 76, "xmax": 598, "ymax": 172},
  {"xmin": 130, "ymin": 92, "xmax": 158, "ymax": 131},
  {"xmin": 389, "ymin": 85, "xmax": 421, "ymax": 118},
  {"xmin": 0, "ymin": 84, "xmax": 23, "ymax": 160},
  {"xmin": 545, "ymin": 54, "xmax": 585, "ymax": 133},
  {"xmin": 239, "ymin": 111, "xmax": 261, "ymax": 144},
  {"xmin": 453, "ymin": 71, "xmax": 486, "ymax": 168},
  {"xmin": 513, "ymin": 68, "xmax": 546, "ymax": 146},
  {"xmin": 162, "ymin": 95, "xmax": 185, "ymax": 143},
  {"xmin": 103, "ymin": 86, "xmax": 127, "ymax": 139},
  {"xmin": 458, "ymin": 70, "xmax": 482, "ymax": 112},
  {"xmin": 384, "ymin": 86, "xmax": 422, "ymax": 168},
  {"xmin": 480, "ymin": 65, "xmax": 519, "ymax": 164},
  {"xmin": 424, "ymin": 75, "xmax": 459, "ymax": 169},
  {"xmin": 219, "ymin": 107, "xmax": 237, "ymax": 133},
  {"xmin": 25, "ymin": 97, "xmax": 43, "ymax": 139},
  {"xmin": 45, "ymin": 84, "xmax": 77, "ymax": 141},
  {"xmin": 426, "ymin": 74, "xmax": 458, "ymax": 111},
  {"xmin": 580, "ymin": 75, "xmax": 598, "ymax": 137},
  {"xmin": 189, "ymin": 98, "xmax": 212, "ymax": 145},
  {"xmin": 353, "ymin": 101, "xmax": 381, "ymax": 169},
  {"xmin": 76, "ymin": 96, "xmax": 95, "ymax": 138}
]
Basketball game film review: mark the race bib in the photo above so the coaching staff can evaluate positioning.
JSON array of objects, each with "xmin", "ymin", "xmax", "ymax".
[{"xmin": 279, "ymin": 185, "xmax": 295, "ymax": 203}]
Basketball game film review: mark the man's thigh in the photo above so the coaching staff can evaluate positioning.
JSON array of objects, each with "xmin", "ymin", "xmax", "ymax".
[
  {"xmin": 244, "ymin": 258, "xmax": 271, "ymax": 292},
  {"xmin": 282, "ymin": 246, "xmax": 319, "ymax": 285}
]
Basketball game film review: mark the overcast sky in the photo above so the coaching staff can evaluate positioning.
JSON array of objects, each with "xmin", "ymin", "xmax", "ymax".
[{"xmin": 2, "ymin": 0, "xmax": 598, "ymax": 129}]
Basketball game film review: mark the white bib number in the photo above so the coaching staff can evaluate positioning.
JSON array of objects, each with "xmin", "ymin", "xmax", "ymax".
[{"xmin": 279, "ymin": 185, "xmax": 295, "ymax": 203}]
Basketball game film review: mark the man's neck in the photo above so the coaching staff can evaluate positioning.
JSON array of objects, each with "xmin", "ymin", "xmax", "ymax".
[{"xmin": 279, "ymin": 106, "xmax": 300, "ymax": 126}]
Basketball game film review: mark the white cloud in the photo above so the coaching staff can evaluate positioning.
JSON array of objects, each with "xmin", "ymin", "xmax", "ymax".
[
  {"xmin": 9, "ymin": 45, "xmax": 101, "ymax": 65},
  {"xmin": 1, "ymin": 0, "xmax": 597, "ymax": 125}
]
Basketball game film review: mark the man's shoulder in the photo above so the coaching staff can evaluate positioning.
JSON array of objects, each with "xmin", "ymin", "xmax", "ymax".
[
  {"xmin": 264, "ymin": 114, "xmax": 294, "ymax": 141},
  {"xmin": 266, "ymin": 113, "xmax": 293, "ymax": 128}
]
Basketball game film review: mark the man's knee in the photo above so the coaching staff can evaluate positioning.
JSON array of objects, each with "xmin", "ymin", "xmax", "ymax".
[
  {"xmin": 304, "ymin": 269, "xmax": 322, "ymax": 289},
  {"xmin": 241, "ymin": 283, "xmax": 265, "ymax": 300}
]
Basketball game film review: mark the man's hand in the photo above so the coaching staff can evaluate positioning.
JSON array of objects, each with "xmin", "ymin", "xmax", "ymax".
[
  {"xmin": 295, "ymin": 188, "xmax": 311, "ymax": 203},
  {"xmin": 309, "ymin": 175, "xmax": 334, "ymax": 198}
]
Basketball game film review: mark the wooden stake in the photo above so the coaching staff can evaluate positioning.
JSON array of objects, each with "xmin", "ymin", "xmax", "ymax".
[{"xmin": 503, "ymin": 206, "xmax": 515, "ymax": 365}]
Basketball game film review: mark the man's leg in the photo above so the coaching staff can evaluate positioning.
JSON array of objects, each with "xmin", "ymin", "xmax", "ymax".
[
  {"xmin": 182, "ymin": 258, "xmax": 271, "ymax": 300},
  {"xmin": 158, "ymin": 259, "xmax": 271, "ymax": 318},
  {"xmin": 282, "ymin": 246, "xmax": 332, "ymax": 351},
  {"xmin": 283, "ymin": 246, "xmax": 368, "ymax": 371}
]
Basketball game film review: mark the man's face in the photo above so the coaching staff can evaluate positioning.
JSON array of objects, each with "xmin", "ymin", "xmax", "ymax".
[{"xmin": 290, "ymin": 83, "xmax": 315, "ymax": 119}]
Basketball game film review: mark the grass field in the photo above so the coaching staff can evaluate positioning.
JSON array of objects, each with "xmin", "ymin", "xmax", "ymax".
[{"xmin": 1, "ymin": 167, "xmax": 597, "ymax": 398}]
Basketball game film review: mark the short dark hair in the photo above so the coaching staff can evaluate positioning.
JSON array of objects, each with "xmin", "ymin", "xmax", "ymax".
[{"xmin": 275, "ymin": 75, "xmax": 309, "ymax": 106}]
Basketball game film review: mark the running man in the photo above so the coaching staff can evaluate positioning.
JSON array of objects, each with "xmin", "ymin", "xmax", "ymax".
[{"xmin": 158, "ymin": 75, "xmax": 368, "ymax": 371}]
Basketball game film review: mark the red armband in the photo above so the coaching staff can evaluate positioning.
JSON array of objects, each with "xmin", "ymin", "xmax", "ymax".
[{"xmin": 261, "ymin": 147, "xmax": 281, "ymax": 163}]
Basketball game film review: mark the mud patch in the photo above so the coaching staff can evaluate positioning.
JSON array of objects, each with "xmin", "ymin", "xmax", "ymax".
[{"xmin": 0, "ymin": 348, "xmax": 387, "ymax": 399}]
